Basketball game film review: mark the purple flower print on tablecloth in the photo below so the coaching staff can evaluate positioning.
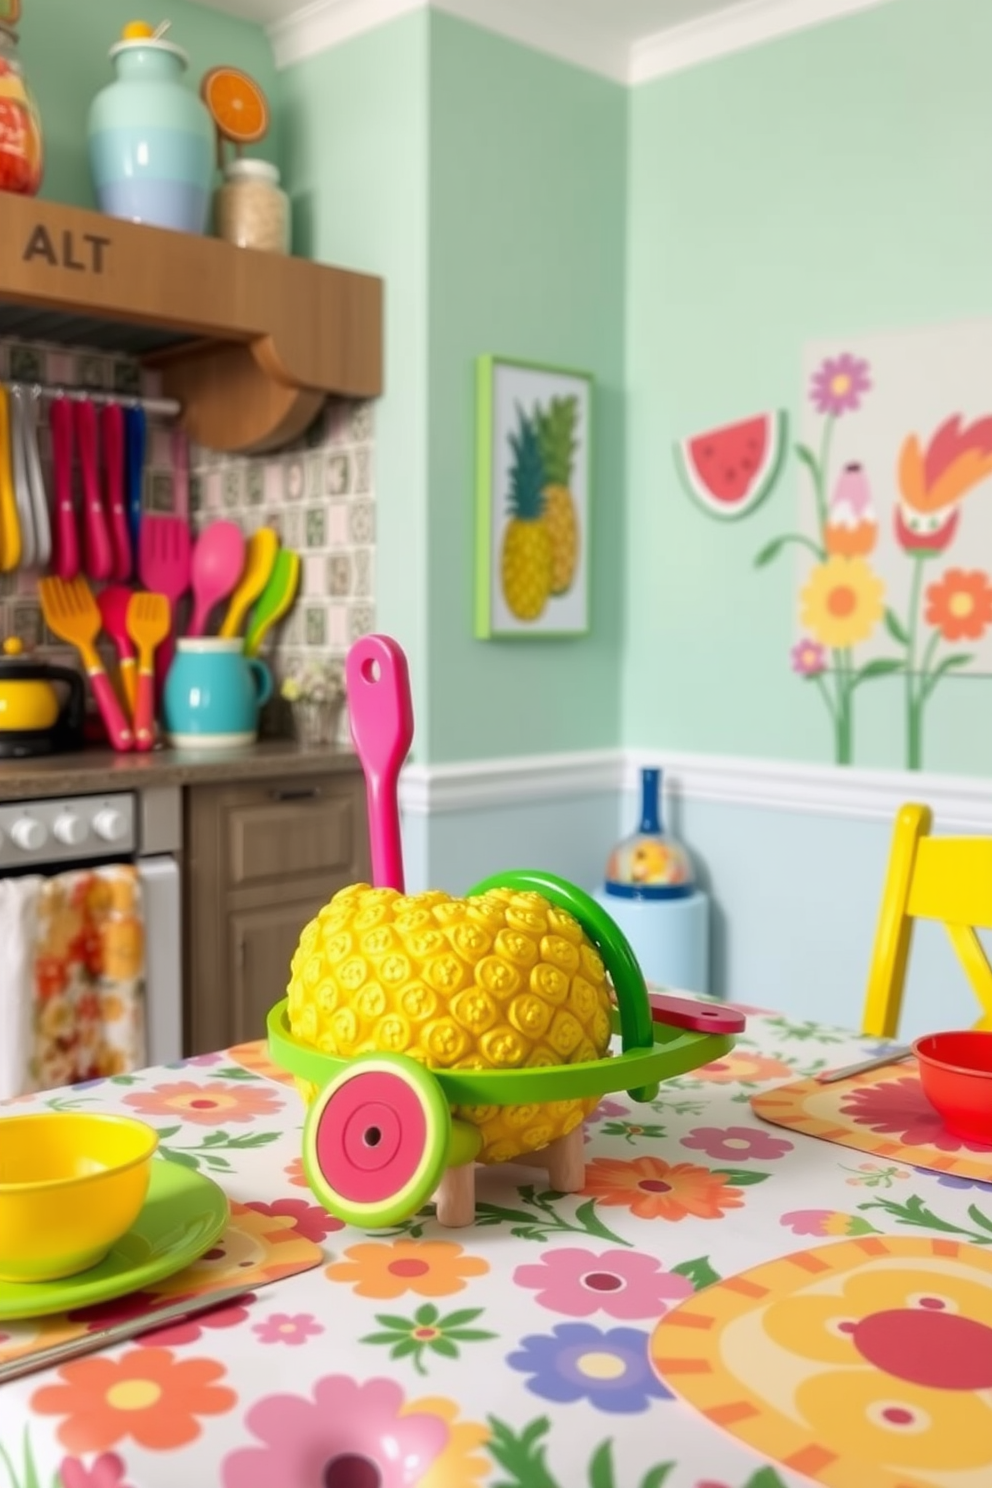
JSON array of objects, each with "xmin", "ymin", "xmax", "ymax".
[
  {"xmin": 507, "ymin": 1323, "xmax": 669, "ymax": 1414},
  {"xmin": 242, "ymin": 1197, "xmax": 344, "ymax": 1242},
  {"xmin": 840, "ymin": 1076, "xmax": 992, "ymax": 1153},
  {"xmin": 59, "ymin": 1455, "xmax": 134, "ymax": 1488},
  {"xmin": 810, "ymin": 353, "xmax": 871, "ymax": 416},
  {"xmin": 781, "ymin": 1210, "xmax": 878, "ymax": 1237},
  {"xmin": 936, "ymin": 1172, "xmax": 992, "ymax": 1190},
  {"xmin": 221, "ymin": 1374, "xmax": 488, "ymax": 1487},
  {"xmin": 680, "ymin": 1125, "xmax": 794, "ymax": 1162},
  {"xmin": 252, "ymin": 1313, "xmax": 324, "ymax": 1346},
  {"xmin": 513, "ymin": 1247, "xmax": 692, "ymax": 1321}
]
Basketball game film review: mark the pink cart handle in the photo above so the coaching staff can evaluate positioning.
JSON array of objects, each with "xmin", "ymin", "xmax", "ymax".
[
  {"xmin": 50, "ymin": 398, "xmax": 78, "ymax": 581},
  {"xmin": 88, "ymin": 666, "xmax": 134, "ymax": 752},
  {"xmin": 346, "ymin": 635, "xmax": 414, "ymax": 892}
]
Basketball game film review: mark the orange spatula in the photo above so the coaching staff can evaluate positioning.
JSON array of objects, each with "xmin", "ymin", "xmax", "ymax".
[
  {"xmin": 38, "ymin": 577, "xmax": 133, "ymax": 751},
  {"xmin": 126, "ymin": 591, "xmax": 171, "ymax": 752}
]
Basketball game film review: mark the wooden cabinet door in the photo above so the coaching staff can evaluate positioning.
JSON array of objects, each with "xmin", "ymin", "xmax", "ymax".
[{"xmin": 227, "ymin": 898, "xmax": 328, "ymax": 1048}]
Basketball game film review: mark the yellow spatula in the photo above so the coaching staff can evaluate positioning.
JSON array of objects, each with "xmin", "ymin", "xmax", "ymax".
[
  {"xmin": 126, "ymin": 590, "xmax": 171, "ymax": 753},
  {"xmin": 38, "ymin": 577, "xmax": 133, "ymax": 750},
  {"xmin": 219, "ymin": 527, "xmax": 278, "ymax": 638}
]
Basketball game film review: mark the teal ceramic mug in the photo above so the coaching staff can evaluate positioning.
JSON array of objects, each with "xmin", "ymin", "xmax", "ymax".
[{"xmin": 164, "ymin": 639, "xmax": 272, "ymax": 748}]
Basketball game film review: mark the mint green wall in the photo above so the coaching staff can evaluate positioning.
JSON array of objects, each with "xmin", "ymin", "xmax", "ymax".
[
  {"xmin": 276, "ymin": 14, "xmax": 432, "ymax": 741},
  {"xmin": 624, "ymin": 0, "xmax": 992, "ymax": 775},
  {"xmin": 424, "ymin": 13, "xmax": 628, "ymax": 761},
  {"xmin": 21, "ymin": 0, "xmax": 280, "ymax": 209}
]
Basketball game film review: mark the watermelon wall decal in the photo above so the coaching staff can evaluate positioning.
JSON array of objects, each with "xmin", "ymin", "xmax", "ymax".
[{"xmin": 674, "ymin": 410, "xmax": 789, "ymax": 520}]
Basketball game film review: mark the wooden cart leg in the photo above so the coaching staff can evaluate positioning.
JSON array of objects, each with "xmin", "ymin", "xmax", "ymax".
[
  {"xmin": 434, "ymin": 1162, "xmax": 476, "ymax": 1228},
  {"xmin": 542, "ymin": 1125, "xmax": 586, "ymax": 1192}
]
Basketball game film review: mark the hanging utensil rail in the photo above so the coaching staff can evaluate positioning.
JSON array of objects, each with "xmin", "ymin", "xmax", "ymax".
[{"xmin": 4, "ymin": 382, "xmax": 181, "ymax": 421}]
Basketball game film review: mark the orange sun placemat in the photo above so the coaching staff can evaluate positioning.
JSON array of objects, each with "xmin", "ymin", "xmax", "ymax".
[
  {"xmin": 0, "ymin": 1201, "xmax": 322, "ymax": 1370},
  {"xmin": 751, "ymin": 1064, "xmax": 992, "ymax": 1182},
  {"xmin": 649, "ymin": 1235, "xmax": 992, "ymax": 1488}
]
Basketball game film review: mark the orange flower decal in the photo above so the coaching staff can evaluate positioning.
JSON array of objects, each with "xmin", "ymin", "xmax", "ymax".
[
  {"xmin": 583, "ymin": 1156, "xmax": 744, "ymax": 1221},
  {"xmin": 897, "ymin": 415, "xmax": 992, "ymax": 551},
  {"xmin": 326, "ymin": 1240, "xmax": 489, "ymax": 1299},
  {"xmin": 123, "ymin": 1080, "xmax": 284, "ymax": 1126},
  {"xmin": 30, "ymin": 1347, "xmax": 235, "ymax": 1452},
  {"xmin": 924, "ymin": 568, "xmax": 992, "ymax": 642},
  {"xmin": 694, "ymin": 1050, "xmax": 793, "ymax": 1084}
]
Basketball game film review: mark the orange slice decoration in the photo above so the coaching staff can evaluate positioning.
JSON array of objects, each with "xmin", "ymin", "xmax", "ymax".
[{"xmin": 201, "ymin": 65, "xmax": 270, "ymax": 146}]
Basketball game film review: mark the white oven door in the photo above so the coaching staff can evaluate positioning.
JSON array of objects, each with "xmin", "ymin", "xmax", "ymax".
[{"xmin": 139, "ymin": 855, "xmax": 182, "ymax": 1066}]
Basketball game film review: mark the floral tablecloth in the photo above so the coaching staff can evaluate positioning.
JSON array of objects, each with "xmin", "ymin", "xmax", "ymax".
[{"xmin": 1, "ymin": 1006, "xmax": 990, "ymax": 1488}]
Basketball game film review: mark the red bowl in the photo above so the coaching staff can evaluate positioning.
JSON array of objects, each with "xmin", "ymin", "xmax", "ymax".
[{"xmin": 912, "ymin": 1030, "xmax": 992, "ymax": 1145}]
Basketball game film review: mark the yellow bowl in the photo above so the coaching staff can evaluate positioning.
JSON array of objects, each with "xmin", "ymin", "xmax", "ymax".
[{"xmin": 0, "ymin": 1113, "xmax": 159, "ymax": 1282}]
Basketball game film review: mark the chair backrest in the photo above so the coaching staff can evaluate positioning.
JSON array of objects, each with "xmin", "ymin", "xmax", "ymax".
[{"xmin": 862, "ymin": 802, "xmax": 992, "ymax": 1038}]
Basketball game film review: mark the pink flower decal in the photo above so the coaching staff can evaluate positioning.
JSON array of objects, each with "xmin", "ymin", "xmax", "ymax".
[
  {"xmin": 59, "ymin": 1456, "xmax": 134, "ymax": 1488},
  {"xmin": 841, "ymin": 1075, "xmax": 992, "ymax": 1153},
  {"xmin": 810, "ymin": 354, "xmax": 871, "ymax": 417},
  {"xmin": 791, "ymin": 638, "xmax": 827, "ymax": 676},
  {"xmin": 781, "ymin": 1210, "xmax": 878, "ymax": 1237},
  {"xmin": 252, "ymin": 1312, "xmax": 324, "ymax": 1346},
  {"xmin": 680, "ymin": 1125, "xmax": 793, "ymax": 1161},
  {"xmin": 242, "ymin": 1198, "xmax": 344, "ymax": 1242},
  {"xmin": 587, "ymin": 1098, "xmax": 628, "ymax": 1124},
  {"xmin": 513, "ymin": 1247, "xmax": 692, "ymax": 1321}
]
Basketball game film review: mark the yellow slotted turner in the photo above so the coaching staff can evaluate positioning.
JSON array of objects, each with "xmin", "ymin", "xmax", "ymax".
[
  {"xmin": 219, "ymin": 526, "xmax": 278, "ymax": 638},
  {"xmin": 244, "ymin": 548, "xmax": 301, "ymax": 658}
]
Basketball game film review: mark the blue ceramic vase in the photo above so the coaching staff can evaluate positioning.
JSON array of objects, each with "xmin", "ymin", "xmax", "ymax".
[{"xmin": 88, "ymin": 30, "xmax": 213, "ymax": 233}]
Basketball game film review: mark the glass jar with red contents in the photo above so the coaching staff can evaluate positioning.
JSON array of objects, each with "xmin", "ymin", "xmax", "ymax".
[{"xmin": 0, "ymin": 21, "xmax": 43, "ymax": 195}]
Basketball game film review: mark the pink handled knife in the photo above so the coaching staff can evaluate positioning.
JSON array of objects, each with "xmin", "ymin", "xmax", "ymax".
[
  {"xmin": 49, "ymin": 397, "xmax": 78, "ymax": 581},
  {"xmin": 346, "ymin": 635, "xmax": 415, "ymax": 892},
  {"xmin": 75, "ymin": 399, "xmax": 112, "ymax": 582},
  {"xmin": 101, "ymin": 402, "xmax": 131, "ymax": 582}
]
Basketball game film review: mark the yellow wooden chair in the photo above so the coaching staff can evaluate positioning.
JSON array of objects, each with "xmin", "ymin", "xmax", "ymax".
[{"xmin": 862, "ymin": 802, "xmax": 992, "ymax": 1038}]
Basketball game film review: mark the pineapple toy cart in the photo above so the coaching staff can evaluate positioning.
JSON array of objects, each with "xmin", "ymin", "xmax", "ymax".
[{"xmin": 267, "ymin": 636, "xmax": 744, "ymax": 1229}]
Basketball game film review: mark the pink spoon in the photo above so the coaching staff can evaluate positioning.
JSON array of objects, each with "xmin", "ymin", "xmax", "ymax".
[
  {"xmin": 187, "ymin": 521, "xmax": 245, "ymax": 637},
  {"xmin": 346, "ymin": 635, "xmax": 415, "ymax": 891}
]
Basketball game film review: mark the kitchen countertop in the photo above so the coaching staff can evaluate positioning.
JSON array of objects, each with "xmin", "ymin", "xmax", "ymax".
[{"xmin": 0, "ymin": 740, "xmax": 362, "ymax": 800}]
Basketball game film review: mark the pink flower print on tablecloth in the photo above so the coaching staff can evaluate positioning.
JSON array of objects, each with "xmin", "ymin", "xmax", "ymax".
[
  {"xmin": 284, "ymin": 1156, "xmax": 310, "ymax": 1188},
  {"xmin": 587, "ymin": 1098, "xmax": 628, "ymax": 1124},
  {"xmin": 252, "ymin": 1312, "xmax": 324, "ymax": 1346},
  {"xmin": 680, "ymin": 1125, "xmax": 794, "ymax": 1162},
  {"xmin": 67, "ymin": 1290, "xmax": 256, "ymax": 1346},
  {"xmin": 513, "ymin": 1247, "xmax": 692, "ymax": 1321},
  {"xmin": 59, "ymin": 1455, "xmax": 135, "ymax": 1488},
  {"xmin": 781, "ymin": 1210, "xmax": 878, "ymax": 1237},
  {"xmin": 221, "ymin": 1374, "xmax": 488, "ymax": 1487},
  {"xmin": 122, "ymin": 1081, "xmax": 284, "ymax": 1127},
  {"xmin": 242, "ymin": 1198, "xmax": 344, "ymax": 1243},
  {"xmin": 840, "ymin": 1075, "xmax": 992, "ymax": 1153}
]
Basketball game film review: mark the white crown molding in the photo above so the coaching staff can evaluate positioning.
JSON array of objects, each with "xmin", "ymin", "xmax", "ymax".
[
  {"xmin": 630, "ymin": 0, "xmax": 899, "ymax": 84},
  {"xmin": 399, "ymin": 746, "xmax": 992, "ymax": 830},
  {"xmin": 267, "ymin": 0, "xmax": 899, "ymax": 79},
  {"xmin": 268, "ymin": 0, "xmax": 423, "ymax": 70}
]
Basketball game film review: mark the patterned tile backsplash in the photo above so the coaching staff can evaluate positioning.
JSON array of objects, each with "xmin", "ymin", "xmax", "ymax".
[{"xmin": 0, "ymin": 337, "xmax": 376, "ymax": 742}]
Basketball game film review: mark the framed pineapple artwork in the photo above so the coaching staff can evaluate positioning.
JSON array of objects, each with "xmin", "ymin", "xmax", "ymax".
[{"xmin": 474, "ymin": 354, "xmax": 592, "ymax": 639}]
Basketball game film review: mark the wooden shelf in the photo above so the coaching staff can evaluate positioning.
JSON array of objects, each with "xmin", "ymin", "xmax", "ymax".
[{"xmin": 0, "ymin": 194, "xmax": 382, "ymax": 453}]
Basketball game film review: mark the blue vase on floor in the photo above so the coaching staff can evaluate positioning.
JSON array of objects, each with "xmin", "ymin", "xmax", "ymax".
[{"xmin": 88, "ymin": 26, "xmax": 213, "ymax": 234}]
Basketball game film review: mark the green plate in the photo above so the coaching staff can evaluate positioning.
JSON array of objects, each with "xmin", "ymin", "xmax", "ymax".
[{"xmin": 0, "ymin": 1159, "xmax": 229, "ymax": 1321}]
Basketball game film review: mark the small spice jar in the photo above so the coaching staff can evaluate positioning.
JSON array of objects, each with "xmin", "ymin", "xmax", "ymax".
[
  {"xmin": 0, "ymin": 21, "xmax": 43, "ymax": 196},
  {"xmin": 214, "ymin": 158, "xmax": 289, "ymax": 253}
]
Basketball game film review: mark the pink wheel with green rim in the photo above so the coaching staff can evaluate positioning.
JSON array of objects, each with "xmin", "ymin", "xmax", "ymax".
[{"xmin": 302, "ymin": 1053, "xmax": 451, "ymax": 1228}]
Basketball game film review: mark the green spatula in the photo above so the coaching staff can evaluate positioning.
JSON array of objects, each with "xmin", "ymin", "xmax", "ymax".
[{"xmin": 244, "ymin": 547, "xmax": 301, "ymax": 657}]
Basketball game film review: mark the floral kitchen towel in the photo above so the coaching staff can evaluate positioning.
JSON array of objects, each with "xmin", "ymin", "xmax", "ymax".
[
  {"xmin": 32, "ymin": 865, "xmax": 146, "ymax": 1091},
  {"xmin": 0, "ymin": 874, "xmax": 43, "ymax": 1100}
]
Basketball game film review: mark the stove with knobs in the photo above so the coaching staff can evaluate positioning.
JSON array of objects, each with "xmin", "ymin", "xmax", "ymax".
[{"xmin": 0, "ymin": 793, "xmax": 136, "ymax": 868}]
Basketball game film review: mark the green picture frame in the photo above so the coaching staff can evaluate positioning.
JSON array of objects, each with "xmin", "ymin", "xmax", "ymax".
[{"xmin": 474, "ymin": 353, "xmax": 593, "ymax": 640}]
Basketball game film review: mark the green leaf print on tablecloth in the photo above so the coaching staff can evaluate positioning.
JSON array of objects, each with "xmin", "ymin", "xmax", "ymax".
[
  {"xmin": 0, "ymin": 1428, "xmax": 58, "ymax": 1488},
  {"xmin": 378, "ymin": 1188, "xmax": 632, "ymax": 1247},
  {"xmin": 671, "ymin": 1255, "xmax": 721, "ymax": 1289},
  {"xmin": 858, "ymin": 1193, "xmax": 992, "ymax": 1244},
  {"xmin": 154, "ymin": 1126, "xmax": 282, "ymax": 1173},
  {"xmin": 598, "ymin": 1121, "xmax": 668, "ymax": 1145},
  {"xmin": 361, "ymin": 1302, "xmax": 496, "ymax": 1375},
  {"xmin": 486, "ymin": 1416, "xmax": 675, "ymax": 1488}
]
